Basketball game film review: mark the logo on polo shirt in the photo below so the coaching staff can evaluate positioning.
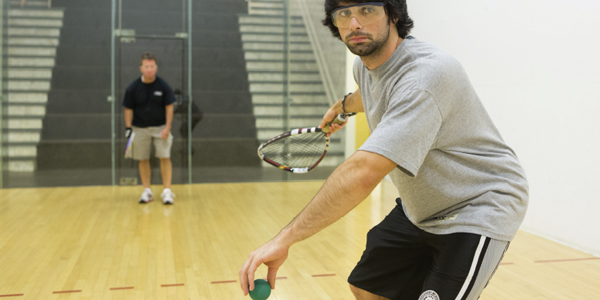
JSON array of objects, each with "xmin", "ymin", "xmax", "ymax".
[
  {"xmin": 419, "ymin": 290, "xmax": 440, "ymax": 300},
  {"xmin": 154, "ymin": 91, "xmax": 163, "ymax": 96}
]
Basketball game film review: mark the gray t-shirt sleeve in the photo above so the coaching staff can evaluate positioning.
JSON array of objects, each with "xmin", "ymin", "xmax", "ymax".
[
  {"xmin": 353, "ymin": 56, "xmax": 361, "ymax": 84},
  {"xmin": 359, "ymin": 88, "xmax": 442, "ymax": 177}
]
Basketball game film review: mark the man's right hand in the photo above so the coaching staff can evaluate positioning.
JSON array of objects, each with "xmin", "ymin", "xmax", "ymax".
[
  {"xmin": 125, "ymin": 127, "xmax": 132, "ymax": 139},
  {"xmin": 319, "ymin": 101, "xmax": 346, "ymax": 137}
]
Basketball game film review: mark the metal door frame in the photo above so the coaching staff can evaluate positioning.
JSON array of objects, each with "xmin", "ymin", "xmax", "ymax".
[{"xmin": 110, "ymin": 0, "xmax": 193, "ymax": 185}]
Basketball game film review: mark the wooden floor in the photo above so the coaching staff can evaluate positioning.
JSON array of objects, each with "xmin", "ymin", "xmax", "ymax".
[{"xmin": 0, "ymin": 181, "xmax": 598, "ymax": 299}]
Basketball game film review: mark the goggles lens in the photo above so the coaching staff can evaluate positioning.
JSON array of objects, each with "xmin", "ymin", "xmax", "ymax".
[{"xmin": 331, "ymin": 2, "xmax": 385, "ymax": 28}]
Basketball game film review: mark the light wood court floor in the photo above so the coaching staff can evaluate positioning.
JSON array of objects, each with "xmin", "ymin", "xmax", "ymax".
[{"xmin": 0, "ymin": 182, "xmax": 598, "ymax": 299}]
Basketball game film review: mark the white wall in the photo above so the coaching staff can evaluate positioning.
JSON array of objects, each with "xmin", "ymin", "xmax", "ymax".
[{"xmin": 403, "ymin": 0, "xmax": 600, "ymax": 256}]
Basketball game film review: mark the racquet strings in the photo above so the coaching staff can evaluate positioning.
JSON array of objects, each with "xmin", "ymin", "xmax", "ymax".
[{"xmin": 260, "ymin": 132, "xmax": 327, "ymax": 168}]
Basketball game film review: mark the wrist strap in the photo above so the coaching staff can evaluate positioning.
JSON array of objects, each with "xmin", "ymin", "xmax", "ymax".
[{"xmin": 341, "ymin": 93, "xmax": 356, "ymax": 117}]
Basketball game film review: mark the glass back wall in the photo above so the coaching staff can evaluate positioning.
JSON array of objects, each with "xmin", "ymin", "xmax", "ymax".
[
  {"xmin": 0, "ymin": 0, "xmax": 348, "ymax": 188},
  {"xmin": 112, "ymin": 0, "xmax": 191, "ymax": 186}
]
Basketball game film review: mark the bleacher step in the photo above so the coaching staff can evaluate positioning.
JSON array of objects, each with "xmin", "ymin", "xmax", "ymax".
[
  {"xmin": 9, "ymin": 18, "xmax": 63, "ymax": 28},
  {"xmin": 8, "ymin": 93, "xmax": 48, "ymax": 103},
  {"xmin": 8, "ymin": 47, "xmax": 57, "ymax": 57},
  {"xmin": 8, "ymin": 68, "xmax": 53, "ymax": 79},
  {"xmin": 8, "ymin": 9, "xmax": 64, "ymax": 18},
  {"xmin": 8, "ymin": 37, "xmax": 59, "ymax": 46}
]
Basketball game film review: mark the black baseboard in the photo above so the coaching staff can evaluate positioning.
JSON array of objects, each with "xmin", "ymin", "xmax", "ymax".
[{"xmin": 36, "ymin": 138, "xmax": 261, "ymax": 170}]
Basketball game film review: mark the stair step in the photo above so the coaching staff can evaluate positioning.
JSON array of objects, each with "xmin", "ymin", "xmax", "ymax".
[
  {"xmin": 251, "ymin": 94, "xmax": 329, "ymax": 104},
  {"xmin": 8, "ymin": 57, "xmax": 55, "ymax": 67},
  {"xmin": 246, "ymin": 61, "xmax": 319, "ymax": 72},
  {"xmin": 8, "ymin": 160, "xmax": 35, "ymax": 172},
  {"xmin": 8, "ymin": 68, "xmax": 53, "ymax": 79},
  {"xmin": 7, "ymin": 131, "xmax": 41, "ymax": 143},
  {"xmin": 254, "ymin": 102, "xmax": 329, "ymax": 107},
  {"xmin": 254, "ymin": 105, "xmax": 326, "ymax": 115},
  {"xmin": 255, "ymin": 116, "xmax": 324, "ymax": 124},
  {"xmin": 7, "ymin": 118, "xmax": 43, "ymax": 129},
  {"xmin": 244, "ymin": 51, "xmax": 315, "ymax": 61},
  {"xmin": 8, "ymin": 37, "xmax": 59, "ymax": 46},
  {"xmin": 248, "ymin": 72, "xmax": 321, "ymax": 82},
  {"xmin": 256, "ymin": 118, "xmax": 320, "ymax": 129},
  {"xmin": 249, "ymin": 82, "xmax": 325, "ymax": 93},
  {"xmin": 8, "ymin": 93, "xmax": 48, "ymax": 103},
  {"xmin": 4, "ymin": 145, "xmax": 38, "ymax": 158},
  {"xmin": 6, "ymin": 105, "xmax": 46, "ymax": 116},
  {"xmin": 247, "ymin": 0, "xmax": 303, "ymax": 17},
  {"xmin": 8, "ymin": 47, "xmax": 57, "ymax": 57},
  {"xmin": 240, "ymin": 25, "xmax": 307, "ymax": 35},
  {"xmin": 241, "ymin": 34, "xmax": 309, "ymax": 43},
  {"xmin": 247, "ymin": 9, "xmax": 303, "ymax": 18},
  {"xmin": 8, "ymin": 9, "xmax": 64, "ymax": 18},
  {"xmin": 9, "ymin": 18, "xmax": 63, "ymax": 28},
  {"xmin": 239, "ymin": 15, "xmax": 304, "ymax": 26},
  {"xmin": 9, "ymin": 0, "xmax": 50, "ymax": 7},
  {"xmin": 7, "ymin": 80, "xmax": 51, "ymax": 92},
  {"xmin": 243, "ymin": 42, "xmax": 313, "ymax": 52},
  {"xmin": 8, "ymin": 27, "xmax": 61, "ymax": 37},
  {"xmin": 249, "ymin": 1, "xmax": 284, "ymax": 9},
  {"xmin": 249, "ymin": 8, "xmax": 282, "ymax": 15}
]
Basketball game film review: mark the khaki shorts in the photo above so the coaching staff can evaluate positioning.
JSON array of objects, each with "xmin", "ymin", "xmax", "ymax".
[{"xmin": 131, "ymin": 125, "xmax": 173, "ymax": 160}]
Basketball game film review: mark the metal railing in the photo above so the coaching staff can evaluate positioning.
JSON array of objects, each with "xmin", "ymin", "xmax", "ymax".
[
  {"xmin": 295, "ymin": 0, "xmax": 338, "ymax": 106},
  {"xmin": 244, "ymin": 0, "xmax": 339, "ymax": 106},
  {"xmin": 0, "ymin": 0, "xmax": 5, "ymax": 188}
]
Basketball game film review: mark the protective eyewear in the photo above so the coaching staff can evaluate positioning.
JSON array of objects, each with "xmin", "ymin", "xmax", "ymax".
[{"xmin": 331, "ymin": 2, "xmax": 386, "ymax": 28}]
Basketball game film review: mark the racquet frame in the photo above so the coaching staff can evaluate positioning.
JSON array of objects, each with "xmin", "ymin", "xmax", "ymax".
[
  {"xmin": 257, "ymin": 114, "xmax": 348, "ymax": 173},
  {"xmin": 257, "ymin": 127, "xmax": 329, "ymax": 173}
]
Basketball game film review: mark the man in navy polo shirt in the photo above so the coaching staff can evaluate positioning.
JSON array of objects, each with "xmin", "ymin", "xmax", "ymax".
[{"xmin": 123, "ymin": 52, "xmax": 176, "ymax": 205}]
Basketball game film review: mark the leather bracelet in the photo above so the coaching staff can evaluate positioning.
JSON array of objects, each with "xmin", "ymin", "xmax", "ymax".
[{"xmin": 342, "ymin": 92, "xmax": 352, "ymax": 116}]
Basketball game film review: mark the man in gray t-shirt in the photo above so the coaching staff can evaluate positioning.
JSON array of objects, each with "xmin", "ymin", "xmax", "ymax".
[
  {"xmin": 354, "ymin": 36, "xmax": 528, "ymax": 242},
  {"xmin": 240, "ymin": 1, "xmax": 528, "ymax": 299}
]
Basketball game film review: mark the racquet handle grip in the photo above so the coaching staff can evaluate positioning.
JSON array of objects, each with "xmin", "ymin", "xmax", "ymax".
[{"xmin": 322, "ymin": 113, "xmax": 348, "ymax": 133}]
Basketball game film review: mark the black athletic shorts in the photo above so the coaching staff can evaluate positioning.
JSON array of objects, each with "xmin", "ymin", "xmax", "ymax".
[{"xmin": 348, "ymin": 198, "xmax": 510, "ymax": 300}]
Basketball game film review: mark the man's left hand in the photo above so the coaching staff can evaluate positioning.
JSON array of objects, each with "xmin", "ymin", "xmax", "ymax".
[{"xmin": 239, "ymin": 237, "xmax": 289, "ymax": 296}]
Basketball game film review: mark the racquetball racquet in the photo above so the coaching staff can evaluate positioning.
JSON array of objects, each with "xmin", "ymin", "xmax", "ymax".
[
  {"xmin": 257, "ymin": 114, "xmax": 351, "ymax": 173},
  {"xmin": 124, "ymin": 132, "xmax": 135, "ymax": 159}
]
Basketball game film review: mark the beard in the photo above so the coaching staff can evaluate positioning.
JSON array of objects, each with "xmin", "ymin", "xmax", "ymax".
[{"xmin": 343, "ymin": 24, "xmax": 391, "ymax": 57}]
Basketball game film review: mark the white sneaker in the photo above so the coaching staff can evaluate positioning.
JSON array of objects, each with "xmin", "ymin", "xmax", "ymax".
[
  {"xmin": 139, "ymin": 188, "xmax": 154, "ymax": 204},
  {"xmin": 161, "ymin": 189, "xmax": 175, "ymax": 205}
]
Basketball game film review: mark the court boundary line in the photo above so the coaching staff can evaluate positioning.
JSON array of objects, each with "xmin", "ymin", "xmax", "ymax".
[
  {"xmin": 535, "ymin": 257, "xmax": 600, "ymax": 263},
  {"xmin": 109, "ymin": 286, "xmax": 135, "ymax": 290},
  {"xmin": 52, "ymin": 290, "xmax": 82, "ymax": 294},
  {"xmin": 312, "ymin": 274, "xmax": 336, "ymax": 277},
  {"xmin": 160, "ymin": 283, "xmax": 185, "ymax": 287},
  {"xmin": 211, "ymin": 280, "xmax": 237, "ymax": 284}
]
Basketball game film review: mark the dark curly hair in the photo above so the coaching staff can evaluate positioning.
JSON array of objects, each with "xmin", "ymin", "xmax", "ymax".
[{"xmin": 322, "ymin": 0, "xmax": 414, "ymax": 40}]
